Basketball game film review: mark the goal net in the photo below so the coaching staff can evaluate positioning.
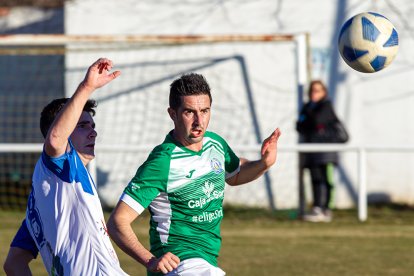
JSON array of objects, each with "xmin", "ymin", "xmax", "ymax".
[{"xmin": 0, "ymin": 34, "xmax": 308, "ymax": 210}]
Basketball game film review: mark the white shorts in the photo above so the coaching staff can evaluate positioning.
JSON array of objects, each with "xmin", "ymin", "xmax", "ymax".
[{"xmin": 166, "ymin": 258, "xmax": 225, "ymax": 276}]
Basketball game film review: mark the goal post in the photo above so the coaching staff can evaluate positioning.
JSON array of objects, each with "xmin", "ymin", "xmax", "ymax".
[
  {"xmin": 0, "ymin": 34, "xmax": 300, "ymax": 45},
  {"xmin": 0, "ymin": 33, "xmax": 310, "ymax": 210}
]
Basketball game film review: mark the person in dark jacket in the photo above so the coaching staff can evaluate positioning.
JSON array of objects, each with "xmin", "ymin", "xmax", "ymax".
[{"xmin": 296, "ymin": 80, "xmax": 347, "ymax": 222}]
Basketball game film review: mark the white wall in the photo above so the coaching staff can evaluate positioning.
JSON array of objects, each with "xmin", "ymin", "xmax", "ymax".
[{"xmin": 65, "ymin": 0, "xmax": 414, "ymax": 208}]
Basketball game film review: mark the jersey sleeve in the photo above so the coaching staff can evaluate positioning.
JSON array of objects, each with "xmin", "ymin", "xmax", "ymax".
[
  {"xmin": 41, "ymin": 140, "xmax": 77, "ymax": 183},
  {"xmin": 10, "ymin": 219, "xmax": 39, "ymax": 259},
  {"xmin": 41, "ymin": 140, "xmax": 94, "ymax": 194},
  {"xmin": 121, "ymin": 148, "xmax": 171, "ymax": 214},
  {"xmin": 224, "ymin": 142, "xmax": 240, "ymax": 179}
]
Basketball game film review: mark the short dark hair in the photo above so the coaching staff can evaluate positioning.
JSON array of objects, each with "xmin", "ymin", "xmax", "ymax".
[
  {"xmin": 40, "ymin": 98, "xmax": 97, "ymax": 138},
  {"xmin": 169, "ymin": 73, "xmax": 212, "ymax": 110}
]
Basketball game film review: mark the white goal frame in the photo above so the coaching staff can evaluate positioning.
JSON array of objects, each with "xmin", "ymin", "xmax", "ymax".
[
  {"xmin": 2, "ymin": 34, "xmax": 414, "ymax": 221},
  {"xmin": 0, "ymin": 33, "xmax": 310, "ymax": 212}
]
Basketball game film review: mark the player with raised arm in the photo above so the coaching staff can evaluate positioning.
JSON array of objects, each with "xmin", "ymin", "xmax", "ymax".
[
  {"xmin": 107, "ymin": 73, "xmax": 281, "ymax": 275},
  {"xmin": 3, "ymin": 58, "xmax": 127, "ymax": 275}
]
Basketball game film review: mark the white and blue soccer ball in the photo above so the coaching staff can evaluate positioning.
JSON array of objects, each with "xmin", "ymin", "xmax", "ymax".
[{"xmin": 338, "ymin": 12, "xmax": 399, "ymax": 73}]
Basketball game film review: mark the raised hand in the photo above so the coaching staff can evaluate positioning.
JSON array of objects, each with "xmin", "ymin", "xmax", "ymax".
[
  {"xmin": 260, "ymin": 128, "xmax": 282, "ymax": 168},
  {"xmin": 44, "ymin": 58, "xmax": 121, "ymax": 159},
  {"xmin": 147, "ymin": 252, "xmax": 180, "ymax": 274},
  {"xmin": 82, "ymin": 58, "xmax": 121, "ymax": 91}
]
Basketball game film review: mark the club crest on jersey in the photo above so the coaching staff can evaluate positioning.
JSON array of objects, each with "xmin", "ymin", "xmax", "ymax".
[{"xmin": 210, "ymin": 158, "xmax": 223, "ymax": 174}]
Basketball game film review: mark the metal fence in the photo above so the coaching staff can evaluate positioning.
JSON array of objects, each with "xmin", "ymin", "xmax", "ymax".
[{"xmin": 2, "ymin": 143, "xmax": 413, "ymax": 221}]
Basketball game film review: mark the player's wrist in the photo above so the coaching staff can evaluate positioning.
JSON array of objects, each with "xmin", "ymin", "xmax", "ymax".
[
  {"xmin": 78, "ymin": 80, "xmax": 96, "ymax": 94},
  {"xmin": 259, "ymin": 158, "xmax": 271, "ymax": 171}
]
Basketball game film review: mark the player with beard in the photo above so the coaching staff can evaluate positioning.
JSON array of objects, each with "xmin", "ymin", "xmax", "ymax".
[{"xmin": 107, "ymin": 73, "xmax": 281, "ymax": 275}]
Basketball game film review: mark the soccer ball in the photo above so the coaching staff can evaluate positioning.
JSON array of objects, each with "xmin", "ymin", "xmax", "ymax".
[{"xmin": 338, "ymin": 12, "xmax": 399, "ymax": 73}]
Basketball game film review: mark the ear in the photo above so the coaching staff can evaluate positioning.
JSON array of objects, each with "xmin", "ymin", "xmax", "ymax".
[{"xmin": 167, "ymin": 107, "xmax": 176, "ymax": 121}]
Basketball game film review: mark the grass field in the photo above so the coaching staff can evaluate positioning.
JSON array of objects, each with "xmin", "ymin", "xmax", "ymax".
[{"xmin": 1, "ymin": 206, "xmax": 414, "ymax": 275}]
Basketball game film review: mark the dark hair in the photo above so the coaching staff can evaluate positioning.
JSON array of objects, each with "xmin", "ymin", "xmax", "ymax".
[
  {"xmin": 308, "ymin": 80, "xmax": 328, "ymax": 100},
  {"xmin": 40, "ymin": 98, "xmax": 97, "ymax": 138},
  {"xmin": 169, "ymin": 73, "xmax": 212, "ymax": 110}
]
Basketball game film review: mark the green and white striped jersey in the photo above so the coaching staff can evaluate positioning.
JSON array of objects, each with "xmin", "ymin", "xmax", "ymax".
[{"xmin": 121, "ymin": 131, "xmax": 240, "ymax": 270}]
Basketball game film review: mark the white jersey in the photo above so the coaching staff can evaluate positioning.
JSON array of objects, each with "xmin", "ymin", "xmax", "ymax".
[{"xmin": 26, "ymin": 141, "xmax": 127, "ymax": 276}]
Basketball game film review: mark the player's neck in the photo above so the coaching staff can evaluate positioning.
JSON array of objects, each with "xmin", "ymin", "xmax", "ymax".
[
  {"xmin": 78, "ymin": 153, "xmax": 93, "ymax": 166},
  {"xmin": 185, "ymin": 142, "xmax": 203, "ymax": 152},
  {"xmin": 171, "ymin": 131, "xmax": 203, "ymax": 152}
]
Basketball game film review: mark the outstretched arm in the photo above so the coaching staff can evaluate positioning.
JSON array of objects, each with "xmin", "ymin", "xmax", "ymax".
[
  {"xmin": 107, "ymin": 201, "xmax": 180, "ymax": 274},
  {"xmin": 226, "ymin": 128, "xmax": 281, "ymax": 186},
  {"xmin": 45, "ymin": 58, "xmax": 121, "ymax": 158}
]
